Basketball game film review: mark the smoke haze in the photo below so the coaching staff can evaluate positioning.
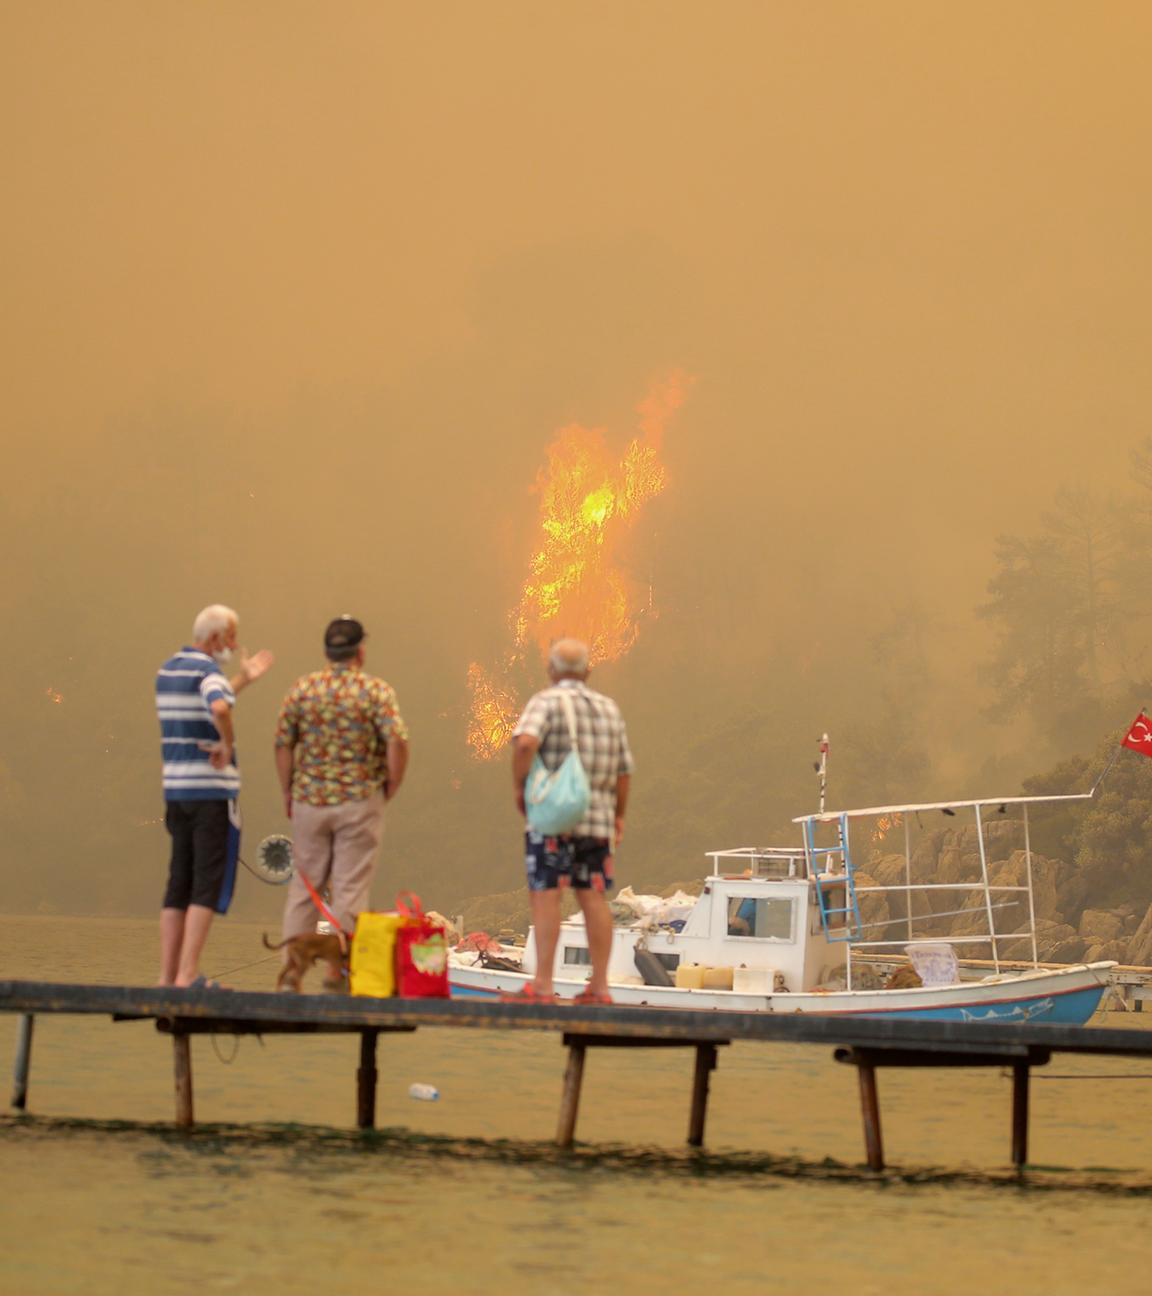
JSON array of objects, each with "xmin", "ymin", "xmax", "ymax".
[{"xmin": 4, "ymin": 3, "xmax": 1152, "ymax": 917}]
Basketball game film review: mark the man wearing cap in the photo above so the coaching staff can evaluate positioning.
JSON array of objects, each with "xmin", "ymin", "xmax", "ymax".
[{"xmin": 274, "ymin": 617, "xmax": 409, "ymax": 946}]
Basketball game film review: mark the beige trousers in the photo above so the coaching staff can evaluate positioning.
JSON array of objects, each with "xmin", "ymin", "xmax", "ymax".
[{"xmin": 281, "ymin": 791, "xmax": 385, "ymax": 939}]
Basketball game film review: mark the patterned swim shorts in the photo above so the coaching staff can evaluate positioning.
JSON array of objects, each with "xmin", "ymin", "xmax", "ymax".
[{"xmin": 524, "ymin": 831, "xmax": 615, "ymax": 893}]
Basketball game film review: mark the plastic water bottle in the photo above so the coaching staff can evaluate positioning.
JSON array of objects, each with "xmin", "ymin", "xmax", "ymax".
[{"xmin": 408, "ymin": 1083, "xmax": 440, "ymax": 1102}]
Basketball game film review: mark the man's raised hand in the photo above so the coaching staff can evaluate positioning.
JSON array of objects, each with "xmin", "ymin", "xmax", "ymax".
[{"xmin": 239, "ymin": 648, "xmax": 275, "ymax": 685}]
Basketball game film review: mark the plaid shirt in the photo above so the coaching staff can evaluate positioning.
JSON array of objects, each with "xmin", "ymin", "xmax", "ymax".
[
  {"xmin": 275, "ymin": 665, "xmax": 408, "ymax": 807},
  {"xmin": 513, "ymin": 680, "xmax": 633, "ymax": 839}
]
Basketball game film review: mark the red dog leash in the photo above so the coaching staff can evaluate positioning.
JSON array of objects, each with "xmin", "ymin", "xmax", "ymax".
[{"xmin": 297, "ymin": 871, "xmax": 349, "ymax": 954}]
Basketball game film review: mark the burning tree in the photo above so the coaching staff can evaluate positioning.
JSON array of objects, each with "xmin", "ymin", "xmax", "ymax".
[{"xmin": 466, "ymin": 372, "xmax": 691, "ymax": 759}]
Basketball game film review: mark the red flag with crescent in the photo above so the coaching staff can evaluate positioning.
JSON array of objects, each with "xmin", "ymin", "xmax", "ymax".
[{"xmin": 1121, "ymin": 711, "xmax": 1152, "ymax": 756}]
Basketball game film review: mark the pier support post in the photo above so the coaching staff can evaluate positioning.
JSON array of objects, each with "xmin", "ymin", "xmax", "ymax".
[
  {"xmin": 1011, "ymin": 1063, "xmax": 1030, "ymax": 1168},
  {"xmin": 688, "ymin": 1044, "xmax": 717, "ymax": 1147},
  {"xmin": 11, "ymin": 1013, "xmax": 34, "ymax": 1111},
  {"xmin": 357, "ymin": 1030, "xmax": 379, "ymax": 1130},
  {"xmin": 836, "ymin": 1044, "xmax": 1049, "ymax": 1174},
  {"xmin": 856, "ymin": 1058, "xmax": 885, "ymax": 1171},
  {"xmin": 557, "ymin": 1040, "xmax": 587, "ymax": 1148},
  {"xmin": 172, "ymin": 1027, "xmax": 193, "ymax": 1128}
]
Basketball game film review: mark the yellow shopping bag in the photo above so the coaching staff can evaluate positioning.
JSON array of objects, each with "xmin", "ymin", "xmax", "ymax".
[{"xmin": 350, "ymin": 911, "xmax": 403, "ymax": 997}]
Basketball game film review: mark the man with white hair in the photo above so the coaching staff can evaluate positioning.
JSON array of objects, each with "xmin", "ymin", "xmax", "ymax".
[
  {"xmin": 155, "ymin": 605, "xmax": 274, "ymax": 988},
  {"xmin": 509, "ymin": 637, "xmax": 633, "ymax": 1004}
]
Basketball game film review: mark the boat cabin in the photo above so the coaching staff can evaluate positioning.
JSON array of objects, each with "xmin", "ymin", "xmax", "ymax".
[{"xmin": 521, "ymin": 847, "xmax": 844, "ymax": 994}]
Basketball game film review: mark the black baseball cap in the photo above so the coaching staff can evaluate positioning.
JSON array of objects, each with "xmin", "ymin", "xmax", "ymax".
[{"xmin": 324, "ymin": 616, "xmax": 366, "ymax": 652}]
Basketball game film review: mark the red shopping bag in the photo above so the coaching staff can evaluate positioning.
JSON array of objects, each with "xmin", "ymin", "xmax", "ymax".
[{"xmin": 394, "ymin": 891, "xmax": 451, "ymax": 998}]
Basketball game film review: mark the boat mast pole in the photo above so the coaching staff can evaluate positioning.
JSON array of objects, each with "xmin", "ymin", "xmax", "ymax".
[
  {"xmin": 817, "ymin": 733, "xmax": 829, "ymax": 816},
  {"xmin": 816, "ymin": 732, "xmax": 853, "ymax": 986},
  {"xmin": 818, "ymin": 732, "xmax": 846, "ymax": 872}
]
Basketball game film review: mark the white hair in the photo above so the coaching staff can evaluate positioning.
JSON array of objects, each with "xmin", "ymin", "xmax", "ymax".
[
  {"xmin": 549, "ymin": 638, "xmax": 589, "ymax": 675},
  {"xmin": 192, "ymin": 604, "xmax": 238, "ymax": 643}
]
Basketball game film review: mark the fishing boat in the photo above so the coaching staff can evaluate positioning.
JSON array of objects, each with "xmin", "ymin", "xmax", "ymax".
[{"xmin": 449, "ymin": 791, "xmax": 1115, "ymax": 1021}]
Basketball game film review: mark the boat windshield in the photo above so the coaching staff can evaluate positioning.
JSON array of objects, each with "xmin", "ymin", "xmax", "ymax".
[{"xmin": 726, "ymin": 895, "xmax": 795, "ymax": 940}]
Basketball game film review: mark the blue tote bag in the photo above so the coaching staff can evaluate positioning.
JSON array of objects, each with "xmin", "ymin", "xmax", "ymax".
[{"xmin": 525, "ymin": 689, "xmax": 590, "ymax": 835}]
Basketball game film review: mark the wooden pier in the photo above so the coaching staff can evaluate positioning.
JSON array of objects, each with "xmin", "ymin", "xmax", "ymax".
[{"xmin": 4, "ymin": 979, "xmax": 1152, "ymax": 1171}]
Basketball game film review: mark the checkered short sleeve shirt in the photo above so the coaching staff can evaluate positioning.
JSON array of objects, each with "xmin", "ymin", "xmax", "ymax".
[{"xmin": 513, "ymin": 681, "xmax": 633, "ymax": 839}]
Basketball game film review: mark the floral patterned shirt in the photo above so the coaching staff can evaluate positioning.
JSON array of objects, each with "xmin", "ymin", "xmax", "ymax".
[{"xmin": 275, "ymin": 665, "xmax": 409, "ymax": 807}]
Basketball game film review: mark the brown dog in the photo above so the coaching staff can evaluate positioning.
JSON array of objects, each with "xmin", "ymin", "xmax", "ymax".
[
  {"xmin": 885, "ymin": 962, "xmax": 924, "ymax": 990},
  {"xmin": 262, "ymin": 932, "xmax": 348, "ymax": 993}
]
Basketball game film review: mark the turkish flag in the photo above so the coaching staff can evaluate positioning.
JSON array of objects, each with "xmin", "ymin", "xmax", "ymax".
[{"xmin": 1122, "ymin": 711, "xmax": 1152, "ymax": 755}]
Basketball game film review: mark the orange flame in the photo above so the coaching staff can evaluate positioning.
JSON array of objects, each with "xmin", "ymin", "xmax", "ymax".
[
  {"xmin": 465, "ymin": 662, "xmax": 522, "ymax": 761},
  {"xmin": 466, "ymin": 372, "xmax": 691, "ymax": 759},
  {"xmin": 872, "ymin": 812, "xmax": 904, "ymax": 846}
]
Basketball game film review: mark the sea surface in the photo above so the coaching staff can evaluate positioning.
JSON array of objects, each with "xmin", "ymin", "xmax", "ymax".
[{"xmin": 1, "ymin": 915, "xmax": 1151, "ymax": 1295}]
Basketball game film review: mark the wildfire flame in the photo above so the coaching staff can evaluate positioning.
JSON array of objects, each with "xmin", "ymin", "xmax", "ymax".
[
  {"xmin": 872, "ymin": 812, "xmax": 903, "ymax": 846},
  {"xmin": 466, "ymin": 372, "xmax": 691, "ymax": 759},
  {"xmin": 465, "ymin": 662, "xmax": 522, "ymax": 762}
]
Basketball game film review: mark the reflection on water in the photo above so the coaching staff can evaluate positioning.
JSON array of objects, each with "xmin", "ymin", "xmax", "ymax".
[
  {"xmin": 2, "ymin": 917, "xmax": 1152, "ymax": 1294},
  {"xmin": 6, "ymin": 1114, "xmax": 1152, "ymax": 1195}
]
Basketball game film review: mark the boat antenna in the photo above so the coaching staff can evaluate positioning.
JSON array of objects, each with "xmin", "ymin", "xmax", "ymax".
[{"xmin": 815, "ymin": 733, "xmax": 829, "ymax": 815}]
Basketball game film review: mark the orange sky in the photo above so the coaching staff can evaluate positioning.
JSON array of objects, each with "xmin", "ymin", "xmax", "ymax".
[{"xmin": 3, "ymin": 3, "xmax": 1152, "ymax": 914}]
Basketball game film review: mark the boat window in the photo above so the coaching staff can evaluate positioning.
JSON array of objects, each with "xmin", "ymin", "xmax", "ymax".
[
  {"xmin": 727, "ymin": 896, "xmax": 794, "ymax": 941},
  {"xmin": 562, "ymin": 946, "xmax": 592, "ymax": 966}
]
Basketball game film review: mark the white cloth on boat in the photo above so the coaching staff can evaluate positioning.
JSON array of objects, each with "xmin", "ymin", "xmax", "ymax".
[
  {"xmin": 610, "ymin": 886, "xmax": 696, "ymax": 927},
  {"xmin": 906, "ymin": 942, "xmax": 959, "ymax": 986}
]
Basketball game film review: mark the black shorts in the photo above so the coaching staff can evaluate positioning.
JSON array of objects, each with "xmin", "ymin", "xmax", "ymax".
[{"xmin": 163, "ymin": 799, "xmax": 240, "ymax": 914}]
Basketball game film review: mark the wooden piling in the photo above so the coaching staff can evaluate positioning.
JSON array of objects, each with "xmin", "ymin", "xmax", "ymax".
[
  {"xmin": 357, "ymin": 1029, "xmax": 379, "ymax": 1130},
  {"xmin": 856, "ymin": 1057, "xmax": 885, "ymax": 1171},
  {"xmin": 172, "ymin": 1028, "xmax": 193, "ymax": 1128},
  {"xmin": 11, "ymin": 1013, "xmax": 33, "ymax": 1110},
  {"xmin": 557, "ymin": 1040, "xmax": 587, "ymax": 1147},
  {"xmin": 1011, "ymin": 1062, "xmax": 1030, "ymax": 1167},
  {"xmin": 688, "ymin": 1043, "xmax": 717, "ymax": 1147}
]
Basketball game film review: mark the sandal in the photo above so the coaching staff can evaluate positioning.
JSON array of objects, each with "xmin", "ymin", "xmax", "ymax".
[
  {"xmin": 500, "ymin": 983, "xmax": 557, "ymax": 1003},
  {"xmin": 183, "ymin": 975, "xmax": 232, "ymax": 992},
  {"xmin": 573, "ymin": 990, "xmax": 613, "ymax": 1005}
]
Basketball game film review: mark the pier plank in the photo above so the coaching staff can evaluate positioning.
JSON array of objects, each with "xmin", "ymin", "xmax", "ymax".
[{"xmin": 5, "ymin": 980, "xmax": 1152, "ymax": 1054}]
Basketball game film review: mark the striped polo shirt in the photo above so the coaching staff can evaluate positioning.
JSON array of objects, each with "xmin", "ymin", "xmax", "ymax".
[{"xmin": 155, "ymin": 648, "xmax": 239, "ymax": 801}]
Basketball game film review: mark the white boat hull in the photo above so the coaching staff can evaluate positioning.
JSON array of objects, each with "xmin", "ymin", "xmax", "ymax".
[{"xmin": 449, "ymin": 959, "xmax": 1115, "ymax": 1023}]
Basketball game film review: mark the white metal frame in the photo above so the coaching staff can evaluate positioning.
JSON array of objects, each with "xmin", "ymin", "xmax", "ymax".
[{"xmin": 791, "ymin": 790, "xmax": 1094, "ymax": 988}]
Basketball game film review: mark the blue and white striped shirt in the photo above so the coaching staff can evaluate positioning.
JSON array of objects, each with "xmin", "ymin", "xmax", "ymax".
[{"xmin": 155, "ymin": 648, "xmax": 239, "ymax": 801}]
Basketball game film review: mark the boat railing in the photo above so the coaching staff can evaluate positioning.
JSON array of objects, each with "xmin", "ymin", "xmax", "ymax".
[
  {"xmin": 848, "ymin": 882, "xmax": 1033, "ymax": 953},
  {"xmin": 706, "ymin": 847, "xmax": 809, "ymax": 880},
  {"xmin": 789, "ymin": 794, "xmax": 1103, "ymax": 985}
]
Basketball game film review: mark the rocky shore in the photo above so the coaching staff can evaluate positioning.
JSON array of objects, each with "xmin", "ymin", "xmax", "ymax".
[{"xmin": 862, "ymin": 818, "xmax": 1152, "ymax": 966}]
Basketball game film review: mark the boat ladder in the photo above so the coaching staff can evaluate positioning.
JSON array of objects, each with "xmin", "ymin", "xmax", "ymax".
[{"xmin": 802, "ymin": 813, "xmax": 863, "ymax": 942}]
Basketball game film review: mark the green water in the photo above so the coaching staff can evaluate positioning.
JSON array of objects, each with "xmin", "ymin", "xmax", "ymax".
[{"xmin": 2, "ymin": 916, "xmax": 1151, "ymax": 1295}]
